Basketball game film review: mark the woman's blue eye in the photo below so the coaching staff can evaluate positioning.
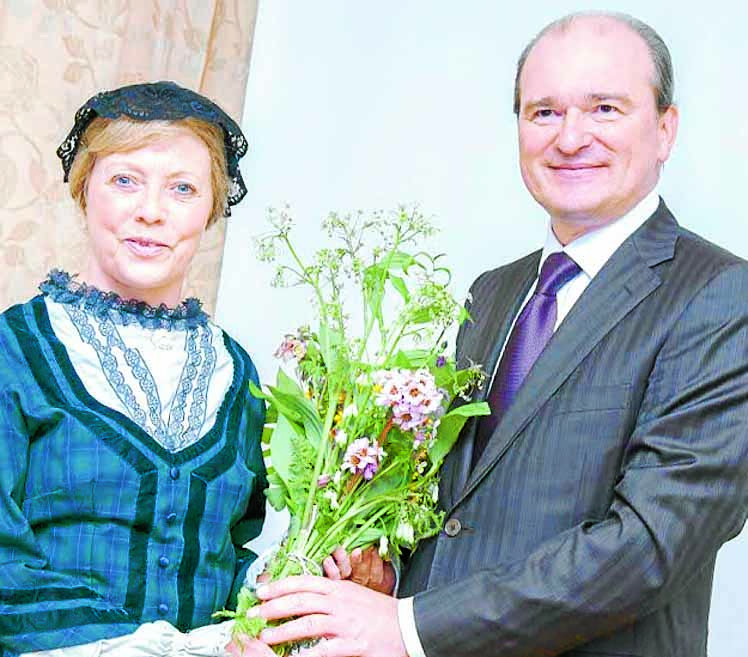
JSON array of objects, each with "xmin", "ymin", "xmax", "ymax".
[
  {"xmin": 175, "ymin": 183, "xmax": 195, "ymax": 194},
  {"xmin": 115, "ymin": 175, "xmax": 132, "ymax": 186}
]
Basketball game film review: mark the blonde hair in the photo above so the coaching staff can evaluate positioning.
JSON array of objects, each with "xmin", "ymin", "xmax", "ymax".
[{"xmin": 68, "ymin": 116, "xmax": 229, "ymax": 227}]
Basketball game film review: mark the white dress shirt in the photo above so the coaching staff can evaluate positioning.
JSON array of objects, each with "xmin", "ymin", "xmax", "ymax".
[{"xmin": 397, "ymin": 188, "xmax": 661, "ymax": 657}]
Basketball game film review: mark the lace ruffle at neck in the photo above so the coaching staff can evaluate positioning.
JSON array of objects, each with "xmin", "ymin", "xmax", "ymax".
[{"xmin": 39, "ymin": 269, "xmax": 209, "ymax": 330}]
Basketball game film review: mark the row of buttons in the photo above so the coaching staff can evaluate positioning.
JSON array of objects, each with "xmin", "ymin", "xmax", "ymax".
[{"xmin": 157, "ymin": 467, "xmax": 182, "ymax": 617}]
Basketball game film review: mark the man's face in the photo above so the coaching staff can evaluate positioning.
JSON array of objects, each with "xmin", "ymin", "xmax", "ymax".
[{"xmin": 517, "ymin": 18, "xmax": 678, "ymax": 237}]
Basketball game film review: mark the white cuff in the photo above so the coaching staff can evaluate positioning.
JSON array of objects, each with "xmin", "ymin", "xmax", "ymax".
[{"xmin": 397, "ymin": 596, "xmax": 428, "ymax": 657}]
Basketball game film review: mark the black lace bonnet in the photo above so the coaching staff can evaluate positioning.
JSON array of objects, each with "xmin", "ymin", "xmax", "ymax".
[{"xmin": 56, "ymin": 81, "xmax": 248, "ymax": 215}]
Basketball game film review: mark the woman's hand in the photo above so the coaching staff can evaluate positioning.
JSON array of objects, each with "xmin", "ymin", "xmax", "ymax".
[{"xmin": 322, "ymin": 546, "xmax": 396, "ymax": 595}]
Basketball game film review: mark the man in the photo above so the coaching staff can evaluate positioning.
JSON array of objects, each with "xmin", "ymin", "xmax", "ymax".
[{"xmin": 239, "ymin": 11, "xmax": 748, "ymax": 657}]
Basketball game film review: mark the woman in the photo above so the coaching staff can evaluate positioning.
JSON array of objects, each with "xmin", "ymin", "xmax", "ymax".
[{"xmin": 0, "ymin": 82, "xmax": 265, "ymax": 656}]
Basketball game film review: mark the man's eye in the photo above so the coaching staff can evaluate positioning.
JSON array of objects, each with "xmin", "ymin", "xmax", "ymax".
[
  {"xmin": 597, "ymin": 104, "xmax": 618, "ymax": 114},
  {"xmin": 536, "ymin": 109, "xmax": 555, "ymax": 118},
  {"xmin": 114, "ymin": 175, "xmax": 133, "ymax": 186}
]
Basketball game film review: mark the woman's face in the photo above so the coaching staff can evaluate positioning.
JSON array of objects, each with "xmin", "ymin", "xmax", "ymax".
[{"xmin": 82, "ymin": 127, "xmax": 213, "ymax": 307}]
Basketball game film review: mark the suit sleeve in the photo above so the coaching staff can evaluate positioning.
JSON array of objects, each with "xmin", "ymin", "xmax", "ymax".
[
  {"xmin": 413, "ymin": 263, "xmax": 748, "ymax": 657},
  {"xmin": 0, "ymin": 390, "xmax": 138, "ymax": 654}
]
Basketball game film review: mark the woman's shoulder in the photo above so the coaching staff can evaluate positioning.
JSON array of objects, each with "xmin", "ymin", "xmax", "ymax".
[
  {"xmin": 0, "ymin": 295, "xmax": 47, "ymax": 349},
  {"xmin": 0, "ymin": 295, "xmax": 48, "ymax": 387}
]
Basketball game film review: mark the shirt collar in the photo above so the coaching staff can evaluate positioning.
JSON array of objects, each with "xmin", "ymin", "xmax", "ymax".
[{"xmin": 539, "ymin": 187, "xmax": 660, "ymax": 279}]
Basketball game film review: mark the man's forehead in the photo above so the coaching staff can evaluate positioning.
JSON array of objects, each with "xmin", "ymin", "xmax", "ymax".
[
  {"xmin": 529, "ymin": 17, "xmax": 647, "ymax": 61},
  {"xmin": 519, "ymin": 18, "xmax": 655, "ymax": 99}
]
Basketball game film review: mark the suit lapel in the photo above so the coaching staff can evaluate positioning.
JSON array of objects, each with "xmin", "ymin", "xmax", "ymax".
[
  {"xmin": 442, "ymin": 252, "xmax": 540, "ymax": 507},
  {"xmin": 451, "ymin": 201, "xmax": 679, "ymax": 510}
]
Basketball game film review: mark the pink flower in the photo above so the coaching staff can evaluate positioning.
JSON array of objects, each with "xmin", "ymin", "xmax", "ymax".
[
  {"xmin": 392, "ymin": 403, "xmax": 426, "ymax": 431},
  {"xmin": 341, "ymin": 437, "xmax": 385, "ymax": 480},
  {"xmin": 274, "ymin": 334, "xmax": 307, "ymax": 361}
]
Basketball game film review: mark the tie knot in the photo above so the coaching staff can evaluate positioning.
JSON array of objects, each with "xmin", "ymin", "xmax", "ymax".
[{"xmin": 536, "ymin": 252, "xmax": 581, "ymax": 296}]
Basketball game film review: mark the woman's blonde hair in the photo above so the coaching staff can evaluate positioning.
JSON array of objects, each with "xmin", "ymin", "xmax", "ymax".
[{"xmin": 68, "ymin": 116, "xmax": 229, "ymax": 227}]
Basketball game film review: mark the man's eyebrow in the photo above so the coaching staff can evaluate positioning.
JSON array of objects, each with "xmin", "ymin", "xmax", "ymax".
[
  {"xmin": 585, "ymin": 93, "xmax": 632, "ymax": 105},
  {"xmin": 521, "ymin": 97, "xmax": 556, "ymax": 114}
]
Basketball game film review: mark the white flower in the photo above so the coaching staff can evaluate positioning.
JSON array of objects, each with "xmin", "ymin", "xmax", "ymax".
[
  {"xmin": 342, "ymin": 403, "xmax": 358, "ymax": 419},
  {"xmin": 332, "ymin": 428, "xmax": 348, "ymax": 446},
  {"xmin": 395, "ymin": 521, "xmax": 415, "ymax": 545},
  {"xmin": 323, "ymin": 489, "xmax": 339, "ymax": 510},
  {"xmin": 333, "ymin": 471, "xmax": 342, "ymax": 485},
  {"xmin": 429, "ymin": 482, "xmax": 439, "ymax": 503},
  {"xmin": 378, "ymin": 536, "xmax": 389, "ymax": 558}
]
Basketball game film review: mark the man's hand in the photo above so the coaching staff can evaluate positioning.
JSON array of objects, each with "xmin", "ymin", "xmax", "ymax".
[
  {"xmin": 322, "ymin": 546, "xmax": 396, "ymax": 595},
  {"xmin": 250, "ymin": 575, "xmax": 408, "ymax": 657}
]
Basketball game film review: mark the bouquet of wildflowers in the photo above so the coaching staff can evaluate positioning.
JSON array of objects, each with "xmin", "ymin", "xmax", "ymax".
[{"xmin": 219, "ymin": 206, "xmax": 488, "ymax": 652}]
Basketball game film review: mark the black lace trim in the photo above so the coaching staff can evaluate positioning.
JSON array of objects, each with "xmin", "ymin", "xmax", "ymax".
[{"xmin": 39, "ymin": 269, "xmax": 209, "ymax": 330}]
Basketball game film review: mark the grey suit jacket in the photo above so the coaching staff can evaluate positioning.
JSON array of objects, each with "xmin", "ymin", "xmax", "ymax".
[{"xmin": 400, "ymin": 201, "xmax": 748, "ymax": 657}]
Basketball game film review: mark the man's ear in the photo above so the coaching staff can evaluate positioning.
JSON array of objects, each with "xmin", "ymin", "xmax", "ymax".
[{"xmin": 657, "ymin": 104, "xmax": 679, "ymax": 164}]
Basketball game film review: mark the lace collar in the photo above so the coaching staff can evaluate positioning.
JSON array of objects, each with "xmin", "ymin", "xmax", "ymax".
[{"xmin": 39, "ymin": 269, "xmax": 209, "ymax": 330}]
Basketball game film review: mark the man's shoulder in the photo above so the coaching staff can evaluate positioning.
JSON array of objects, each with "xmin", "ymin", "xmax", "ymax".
[
  {"xmin": 469, "ymin": 250, "xmax": 541, "ymax": 293},
  {"xmin": 673, "ymin": 224, "xmax": 747, "ymax": 271}
]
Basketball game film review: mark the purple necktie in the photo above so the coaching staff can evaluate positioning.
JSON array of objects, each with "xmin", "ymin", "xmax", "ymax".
[{"xmin": 471, "ymin": 252, "xmax": 581, "ymax": 468}]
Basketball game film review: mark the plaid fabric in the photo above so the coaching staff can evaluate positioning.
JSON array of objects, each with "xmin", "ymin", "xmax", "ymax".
[{"xmin": 0, "ymin": 296, "xmax": 267, "ymax": 655}]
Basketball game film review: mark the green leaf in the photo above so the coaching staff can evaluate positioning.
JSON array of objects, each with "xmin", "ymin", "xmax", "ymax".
[
  {"xmin": 429, "ymin": 402, "xmax": 490, "ymax": 469},
  {"xmin": 262, "ymin": 401, "xmax": 278, "ymax": 425},
  {"xmin": 265, "ymin": 483, "xmax": 289, "ymax": 512},
  {"xmin": 346, "ymin": 527, "xmax": 385, "ymax": 551},
  {"xmin": 319, "ymin": 323, "xmax": 344, "ymax": 376},
  {"xmin": 385, "ymin": 250, "xmax": 416, "ymax": 272},
  {"xmin": 359, "ymin": 462, "xmax": 408, "ymax": 502},
  {"xmin": 391, "ymin": 349, "xmax": 431, "ymax": 369},
  {"xmin": 408, "ymin": 307, "xmax": 436, "ymax": 324},
  {"xmin": 276, "ymin": 367, "xmax": 305, "ymax": 396},
  {"xmin": 389, "ymin": 275, "xmax": 410, "ymax": 302},
  {"xmin": 236, "ymin": 586, "xmax": 259, "ymax": 615},
  {"xmin": 432, "ymin": 361, "xmax": 457, "ymax": 390},
  {"xmin": 260, "ymin": 384, "xmax": 324, "ymax": 445},
  {"xmin": 268, "ymin": 414, "xmax": 304, "ymax": 488}
]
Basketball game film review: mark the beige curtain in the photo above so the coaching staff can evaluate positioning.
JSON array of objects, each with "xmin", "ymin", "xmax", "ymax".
[{"xmin": 0, "ymin": 0, "xmax": 259, "ymax": 313}]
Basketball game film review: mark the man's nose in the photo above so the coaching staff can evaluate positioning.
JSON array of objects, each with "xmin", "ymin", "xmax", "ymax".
[{"xmin": 555, "ymin": 109, "xmax": 592, "ymax": 154}]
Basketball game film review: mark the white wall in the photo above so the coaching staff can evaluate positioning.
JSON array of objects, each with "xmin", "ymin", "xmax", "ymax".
[{"xmin": 216, "ymin": 2, "xmax": 748, "ymax": 654}]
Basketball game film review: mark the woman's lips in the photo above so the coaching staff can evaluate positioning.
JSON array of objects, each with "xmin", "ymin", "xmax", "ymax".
[{"xmin": 124, "ymin": 238, "xmax": 169, "ymax": 257}]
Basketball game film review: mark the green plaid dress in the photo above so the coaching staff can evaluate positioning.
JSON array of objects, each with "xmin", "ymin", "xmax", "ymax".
[{"xmin": 0, "ymin": 294, "xmax": 267, "ymax": 655}]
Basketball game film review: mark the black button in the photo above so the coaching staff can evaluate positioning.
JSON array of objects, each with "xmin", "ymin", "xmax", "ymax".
[
  {"xmin": 444, "ymin": 518, "xmax": 462, "ymax": 537},
  {"xmin": 158, "ymin": 555, "xmax": 170, "ymax": 568},
  {"xmin": 166, "ymin": 512, "xmax": 178, "ymax": 525},
  {"xmin": 169, "ymin": 467, "xmax": 180, "ymax": 480},
  {"xmin": 157, "ymin": 603, "xmax": 169, "ymax": 615}
]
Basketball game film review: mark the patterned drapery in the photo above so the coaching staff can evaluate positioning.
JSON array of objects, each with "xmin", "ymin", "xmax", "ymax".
[{"xmin": 0, "ymin": 0, "xmax": 259, "ymax": 312}]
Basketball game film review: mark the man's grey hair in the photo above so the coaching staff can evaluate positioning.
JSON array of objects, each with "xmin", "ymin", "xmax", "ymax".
[{"xmin": 512, "ymin": 11, "xmax": 674, "ymax": 115}]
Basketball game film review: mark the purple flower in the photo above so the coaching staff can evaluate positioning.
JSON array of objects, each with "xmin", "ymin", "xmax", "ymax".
[
  {"xmin": 341, "ymin": 437, "xmax": 385, "ymax": 480},
  {"xmin": 317, "ymin": 474, "xmax": 331, "ymax": 487},
  {"xmin": 436, "ymin": 355, "xmax": 446, "ymax": 368}
]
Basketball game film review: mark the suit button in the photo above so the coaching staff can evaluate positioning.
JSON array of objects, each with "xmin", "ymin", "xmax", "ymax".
[
  {"xmin": 158, "ymin": 603, "xmax": 169, "ymax": 615},
  {"xmin": 444, "ymin": 518, "xmax": 462, "ymax": 537},
  {"xmin": 169, "ymin": 467, "xmax": 180, "ymax": 480},
  {"xmin": 165, "ymin": 512, "xmax": 178, "ymax": 525},
  {"xmin": 158, "ymin": 555, "xmax": 170, "ymax": 568}
]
